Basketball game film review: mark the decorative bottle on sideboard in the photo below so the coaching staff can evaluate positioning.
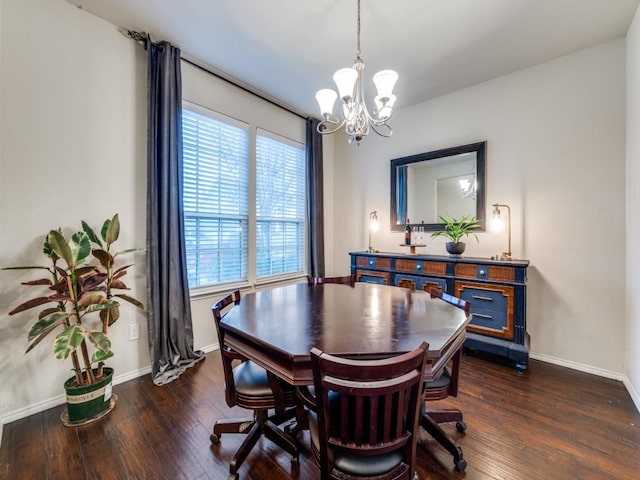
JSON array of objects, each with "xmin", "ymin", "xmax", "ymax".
[{"xmin": 404, "ymin": 219, "xmax": 411, "ymax": 245}]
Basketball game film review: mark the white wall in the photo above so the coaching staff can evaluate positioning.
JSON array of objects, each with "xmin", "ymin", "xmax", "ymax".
[
  {"xmin": 331, "ymin": 39, "xmax": 628, "ymax": 375},
  {"xmin": 626, "ymin": 6, "xmax": 640, "ymax": 406},
  {"xmin": 0, "ymin": 0, "xmax": 148, "ymax": 420}
]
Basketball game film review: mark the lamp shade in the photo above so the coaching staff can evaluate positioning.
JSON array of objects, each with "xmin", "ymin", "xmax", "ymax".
[
  {"xmin": 373, "ymin": 69, "xmax": 398, "ymax": 98},
  {"xmin": 333, "ymin": 67, "xmax": 358, "ymax": 100},
  {"xmin": 316, "ymin": 89, "xmax": 338, "ymax": 116}
]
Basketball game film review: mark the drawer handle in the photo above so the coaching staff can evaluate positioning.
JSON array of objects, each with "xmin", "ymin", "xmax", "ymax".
[
  {"xmin": 472, "ymin": 295, "xmax": 493, "ymax": 301},
  {"xmin": 369, "ymin": 260, "xmax": 374, "ymax": 265},
  {"xmin": 479, "ymin": 269, "xmax": 485, "ymax": 275},
  {"xmin": 472, "ymin": 313, "xmax": 493, "ymax": 320},
  {"xmin": 416, "ymin": 265, "xmax": 421, "ymax": 269}
]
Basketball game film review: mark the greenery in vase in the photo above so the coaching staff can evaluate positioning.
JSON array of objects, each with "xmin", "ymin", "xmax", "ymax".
[
  {"xmin": 430, "ymin": 214, "xmax": 480, "ymax": 244},
  {"xmin": 3, "ymin": 214, "xmax": 144, "ymax": 386}
]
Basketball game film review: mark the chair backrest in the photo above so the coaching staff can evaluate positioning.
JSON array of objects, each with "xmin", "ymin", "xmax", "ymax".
[
  {"xmin": 307, "ymin": 274, "xmax": 356, "ymax": 286},
  {"xmin": 212, "ymin": 290, "xmax": 242, "ymax": 406},
  {"xmin": 429, "ymin": 288, "xmax": 470, "ymax": 314},
  {"xmin": 310, "ymin": 342, "xmax": 428, "ymax": 480}
]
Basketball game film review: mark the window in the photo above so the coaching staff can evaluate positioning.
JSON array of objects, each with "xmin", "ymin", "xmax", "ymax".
[{"xmin": 181, "ymin": 104, "xmax": 306, "ymax": 290}]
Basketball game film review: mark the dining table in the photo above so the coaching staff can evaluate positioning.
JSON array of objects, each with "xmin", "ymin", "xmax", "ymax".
[
  {"xmin": 219, "ymin": 281, "xmax": 472, "ymax": 470},
  {"xmin": 220, "ymin": 281, "xmax": 470, "ymax": 385}
]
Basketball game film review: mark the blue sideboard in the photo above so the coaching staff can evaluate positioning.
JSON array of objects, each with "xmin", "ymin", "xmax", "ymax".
[{"xmin": 350, "ymin": 251, "xmax": 530, "ymax": 371}]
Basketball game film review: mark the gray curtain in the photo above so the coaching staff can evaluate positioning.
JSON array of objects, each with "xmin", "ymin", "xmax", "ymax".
[
  {"xmin": 146, "ymin": 38, "xmax": 203, "ymax": 385},
  {"xmin": 306, "ymin": 118, "xmax": 325, "ymax": 277}
]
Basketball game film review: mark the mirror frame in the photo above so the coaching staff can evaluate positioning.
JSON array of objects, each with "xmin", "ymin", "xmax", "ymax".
[{"xmin": 390, "ymin": 141, "xmax": 486, "ymax": 232}]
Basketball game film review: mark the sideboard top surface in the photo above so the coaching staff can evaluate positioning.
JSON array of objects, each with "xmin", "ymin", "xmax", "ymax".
[{"xmin": 350, "ymin": 251, "xmax": 529, "ymax": 268}]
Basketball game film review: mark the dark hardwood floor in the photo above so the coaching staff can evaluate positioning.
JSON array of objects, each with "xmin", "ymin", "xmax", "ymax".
[{"xmin": 1, "ymin": 350, "xmax": 639, "ymax": 480}]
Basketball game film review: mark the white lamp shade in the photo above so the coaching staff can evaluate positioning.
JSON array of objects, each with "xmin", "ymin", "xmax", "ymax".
[
  {"xmin": 333, "ymin": 68, "xmax": 358, "ymax": 100},
  {"xmin": 374, "ymin": 94, "xmax": 396, "ymax": 120},
  {"xmin": 373, "ymin": 69, "xmax": 398, "ymax": 98},
  {"xmin": 316, "ymin": 89, "xmax": 337, "ymax": 116}
]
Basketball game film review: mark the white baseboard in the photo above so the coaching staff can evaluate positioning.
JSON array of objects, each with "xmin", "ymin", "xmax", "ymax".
[{"xmin": 530, "ymin": 352, "xmax": 640, "ymax": 413}]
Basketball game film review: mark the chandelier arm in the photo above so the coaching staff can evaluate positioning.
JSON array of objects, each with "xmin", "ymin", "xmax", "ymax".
[
  {"xmin": 369, "ymin": 122, "xmax": 393, "ymax": 138},
  {"xmin": 317, "ymin": 118, "xmax": 347, "ymax": 135}
]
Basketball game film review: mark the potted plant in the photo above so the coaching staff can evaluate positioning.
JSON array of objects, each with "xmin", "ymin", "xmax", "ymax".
[
  {"xmin": 3, "ymin": 214, "xmax": 144, "ymax": 425},
  {"xmin": 430, "ymin": 214, "xmax": 479, "ymax": 256}
]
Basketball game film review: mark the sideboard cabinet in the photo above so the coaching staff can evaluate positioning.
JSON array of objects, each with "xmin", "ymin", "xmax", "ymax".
[{"xmin": 350, "ymin": 251, "xmax": 530, "ymax": 371}]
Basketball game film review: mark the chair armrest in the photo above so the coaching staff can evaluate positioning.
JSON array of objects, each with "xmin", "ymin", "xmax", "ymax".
[
  {"xmin": 222, "ymin": 346, "xmax": 247, "ymax": 362},
  {"xmin": 297, "ymin": 385, "xmax": 317, "ymax": 411}
]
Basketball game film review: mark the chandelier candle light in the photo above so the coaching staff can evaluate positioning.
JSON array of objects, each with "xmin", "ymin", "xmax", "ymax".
[{"xmin": 315, "ymin": 0, "xmax": 398, "ymax": 144}]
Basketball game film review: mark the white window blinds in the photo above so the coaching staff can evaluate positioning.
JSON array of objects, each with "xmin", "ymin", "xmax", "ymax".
[
  {"xmin": 255, "ymin": 130, "xmax": 306, "ymax": 279},
  {"xmin": 182, "ymin": 107, "xmax": 249, "ymax": 287}
]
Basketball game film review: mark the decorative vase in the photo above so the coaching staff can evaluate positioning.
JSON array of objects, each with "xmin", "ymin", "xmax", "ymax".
[
  {"xmin": 61, "ymin": 367, "xmax": 117, "ymax": 426},
  {"xmin": 446, "ymin": 242, "xmax": 466, "ymax": 257}
]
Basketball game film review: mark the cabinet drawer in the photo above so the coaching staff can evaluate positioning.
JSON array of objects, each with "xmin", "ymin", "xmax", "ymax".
[
  {"xmin": 395, "ymin": 274, "xmax": 446, "ymax": 293},
  {"xmin": 356, "ymin": 269, "xmax": 390, "ymax": 285},
  {"xmin": 455, "ymin": 263, "xmax": 515, "ymax": 282},
  {"xmin": 455, "ymin": 281, "xmax": 514, "ymax": 340},
  {"xmin": 356, "ymin": 256, "xmax": 390, "ymax": 270}
]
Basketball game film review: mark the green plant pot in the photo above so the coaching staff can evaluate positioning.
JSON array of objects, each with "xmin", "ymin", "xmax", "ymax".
[
  {"xmin": 62, "ymin": 367, "xmax": 115, "ymax": 425},
  {"xmin": 446, "ymin": 241, "xmax": 466, "ymax": 257}
]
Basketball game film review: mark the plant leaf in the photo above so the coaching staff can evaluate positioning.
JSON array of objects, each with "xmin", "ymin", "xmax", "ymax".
[
  {"xmin": 1, "ymin": 266, "xmax": 51, "ymax": 271},
  {"xmin": 81, "ymin": 220, "xmax": 103, "ymax": 247},
  {"xmin": 74, "ymin": 266, "xmax": 96, "ymax": 277},
  {"xmin": 105, "ymin": 214, "xmax": 120, "ymax": 245},
  {"xmin": 53, "ymin": 325, "xmax": 84, "ymax": 360},
  {"xmin": 100, "ymin": 219, "xmax": 110, "ymax": 243},
  {"xmin": 100, "ymin": 305, "xmax": 120, "ymax": 325},
  {"xmin": 114, "ymin": 248, "xmax": 141, "ymax": 256},
  {"xmin": 115, "ymin": 293, "xmax": 145, "ymax": 310},
  {"xmin": 88, "ymin": 331, "xmax": 111, "ymax": 352},
  {"xmin": 110, "ymin": 279, "xmax": 129, "ymax": 290},
  {"xmin": 70, "ymin": 232, "xmax": 91, "ymax": 266},
  {"xmin": 28, "ymin": 312, "xmax": 67, "ymax": 341},
  {"xmin": 84, "ymin": 301, "xmax": 119, "ymax": 314},
  {"xmin": 8, "ymin": 296, "xmax": 54, "ymax": 315},
  {"xmin": 92, "ymin": 249, "xmax": 112, "ymax": 268},
  {"xmin": 39, "ymin": 307, "xmax": 61, "ymax": 319},
  {"xmin": 21, "ymin": 278, "xmax": 52, "ymax": 286},
  {"xmin": 80, "ymin": 272, "xmax": 108, "ymax": 291},
  {"xmin": 26, "ymin": 322, "xmax": 64, "ymax": 354},
  {"xmin": 77, "ymin": 293, "xmax": 106, "ymax": 307},
  {"xmin": 48, "ymin": 230, "xmax": 73, "ymax": 268},
  {"xmin": 91, "ymin": 349, "xmax": 113, "ymax": 363}
]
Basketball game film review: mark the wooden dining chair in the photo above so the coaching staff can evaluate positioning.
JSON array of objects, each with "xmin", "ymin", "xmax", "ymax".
[
  {"xmin": 307, "ymin": 274, "xmax": 356, "ymax": 286},
  {"xmin": 304, "ymin": 342, "xmax": 429, "ymax": 480},
  {"xmin": 211, "ymin": 290, "xmax": 299, "ymax": 480},
  {"xmin": 419, "ymin": 288, "xmax": 470, "ymax": 471}
]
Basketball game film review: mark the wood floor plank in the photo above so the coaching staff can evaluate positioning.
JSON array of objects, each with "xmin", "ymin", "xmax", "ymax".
[{"xmin": 1, "ymin": 350, "xmax": 639, "ymax": 480}]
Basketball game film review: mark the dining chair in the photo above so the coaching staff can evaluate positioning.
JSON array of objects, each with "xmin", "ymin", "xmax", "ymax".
[
  {"xmin": 307, "ymin": 274, "xmax": 356, "ymax": 286},
  {"xmin": 304, "ymin": 342, "xmax": 429, "ymax": 480},
  {"xmin": 420, "ymin": 288, "xmax": 470, "ymax": 471},
  {"xmin": 211, "ymin": 290, "xmax": 299, "ymax": 480}
]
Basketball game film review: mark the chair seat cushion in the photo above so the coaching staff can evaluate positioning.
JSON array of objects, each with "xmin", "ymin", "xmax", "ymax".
[
  {"xmin": 424, "ymin": 367, "xmax": 451, "ymax": 389},
  {"xmin": 308, "ymin": 409, "xmax": 403, "ymax": 477},
  {"xmin": 233, "ymin": 360, "xmax": 277, "ymax": 397}
]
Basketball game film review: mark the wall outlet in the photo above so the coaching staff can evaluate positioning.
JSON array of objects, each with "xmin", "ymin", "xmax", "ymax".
[{"xmin": 129, "ymin": 323, "xmax": 140, "ymax": 341}]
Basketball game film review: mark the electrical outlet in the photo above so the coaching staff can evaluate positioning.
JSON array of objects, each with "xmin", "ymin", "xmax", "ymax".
[{"xmin": 129, "ymin": 323, "xmax": 140, "ymax": 341}]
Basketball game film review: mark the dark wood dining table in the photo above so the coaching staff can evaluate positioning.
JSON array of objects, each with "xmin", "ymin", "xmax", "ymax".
[{"xmin": 219, "ymin": 281, "xmax": 471, "ymax": 386}]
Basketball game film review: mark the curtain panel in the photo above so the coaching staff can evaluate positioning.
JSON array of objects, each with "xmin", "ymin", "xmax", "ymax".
[
  {"xmin": 146, "ymin": 38, "xmax": 203, "ymax": 385},
  {"xmin": 306, "ymin": 118, "xmax": 325, "ymax": 278}
]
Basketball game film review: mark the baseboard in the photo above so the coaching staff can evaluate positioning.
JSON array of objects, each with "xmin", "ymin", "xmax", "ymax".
[{"xmin": 530, "ymin": 352, "xmax": 640, "ymax": 413}]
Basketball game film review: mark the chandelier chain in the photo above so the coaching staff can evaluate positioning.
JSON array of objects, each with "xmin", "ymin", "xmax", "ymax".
[{"xmin": 356, "ymin": 0, "xmax": 361, "ymax": 58}]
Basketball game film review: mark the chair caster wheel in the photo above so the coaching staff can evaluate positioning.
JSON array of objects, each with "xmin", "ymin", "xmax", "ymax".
[
  {"xmin": 210, "ymin": 432, "xmax": 220, "ymax": 444},
  {"xmin": 454, "ymin": 458, "xmax": 467, "ymax": 472},
  {"xmin": 455, "ymin": 420, "xmax": 467, "ymax": 433},
  {"xmin": 228, "ymin": 474, "xmax": 239, "ymax": 480},
  {"xmin": 291, "ymin": 455, "xmax": 299, "ymax": 465}
]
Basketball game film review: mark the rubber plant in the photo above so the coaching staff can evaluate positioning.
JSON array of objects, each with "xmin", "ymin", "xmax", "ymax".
[
  {"xmin": 3, "ymin": 214, "xmax": 144, "ymax": 386},
  {"xmin": 430, "ymin": 214, "xmax": 480, "ymax": 244}
]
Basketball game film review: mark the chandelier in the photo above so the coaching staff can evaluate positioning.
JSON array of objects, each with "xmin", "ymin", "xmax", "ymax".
[{"xmin": 315, "ymin": 0, "xmax": 398, "ymax": 144}]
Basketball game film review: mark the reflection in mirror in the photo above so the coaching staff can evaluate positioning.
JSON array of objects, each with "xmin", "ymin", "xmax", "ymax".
[{"xmin": 390, "ymin": 142, "xmax": 486, "ymax": 231}]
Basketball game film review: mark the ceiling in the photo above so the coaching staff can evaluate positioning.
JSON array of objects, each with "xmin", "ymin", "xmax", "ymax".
[{"xmin": 68, "ymin": 0, "xmax": 640, "ymax": 117}]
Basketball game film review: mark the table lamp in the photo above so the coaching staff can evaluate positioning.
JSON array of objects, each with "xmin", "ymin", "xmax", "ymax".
[
  {"xmin": 368, "ymin": 211, "xmax": 379, "ymax": 253},
  {"xmin": 492, "ymin": 203, "xmax": 512, "ymax": 260}
]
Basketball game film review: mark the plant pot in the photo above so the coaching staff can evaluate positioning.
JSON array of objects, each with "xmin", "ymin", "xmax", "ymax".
[
  {"xmin": 446, "ymin": 242, "xmax": 466, "ymax": 257},
  {"xmin": 61, "ymin": 367, "xmax": 116, "ymax": 426}
]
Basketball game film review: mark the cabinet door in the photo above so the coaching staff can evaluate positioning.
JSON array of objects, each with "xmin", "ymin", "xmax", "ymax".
[
  {"xmin": 356, "ymin": 269, "xmax": 390, "ymax": 285},
  {"xmin": 395, "ymin": 274, "xmax": 446, "ymax": 294},
  {"xmin": 455, "ymin": 281, "xmax": 514, "ymax": 340}
]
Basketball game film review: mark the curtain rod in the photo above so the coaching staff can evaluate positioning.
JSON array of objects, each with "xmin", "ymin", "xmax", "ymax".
[{"xmin": 125, "ymin": 30, "xmax": 308, "ymax": 121}]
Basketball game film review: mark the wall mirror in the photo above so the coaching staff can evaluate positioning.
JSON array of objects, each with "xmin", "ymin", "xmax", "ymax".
[{"xmin": 390, "ymin": 141, "xmax": 486, "ymax": 232}]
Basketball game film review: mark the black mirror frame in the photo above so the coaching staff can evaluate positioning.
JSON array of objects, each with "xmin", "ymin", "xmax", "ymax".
[{"xmin": 390, "ymin": 141, "xmax": 486, "ymax": 232}]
